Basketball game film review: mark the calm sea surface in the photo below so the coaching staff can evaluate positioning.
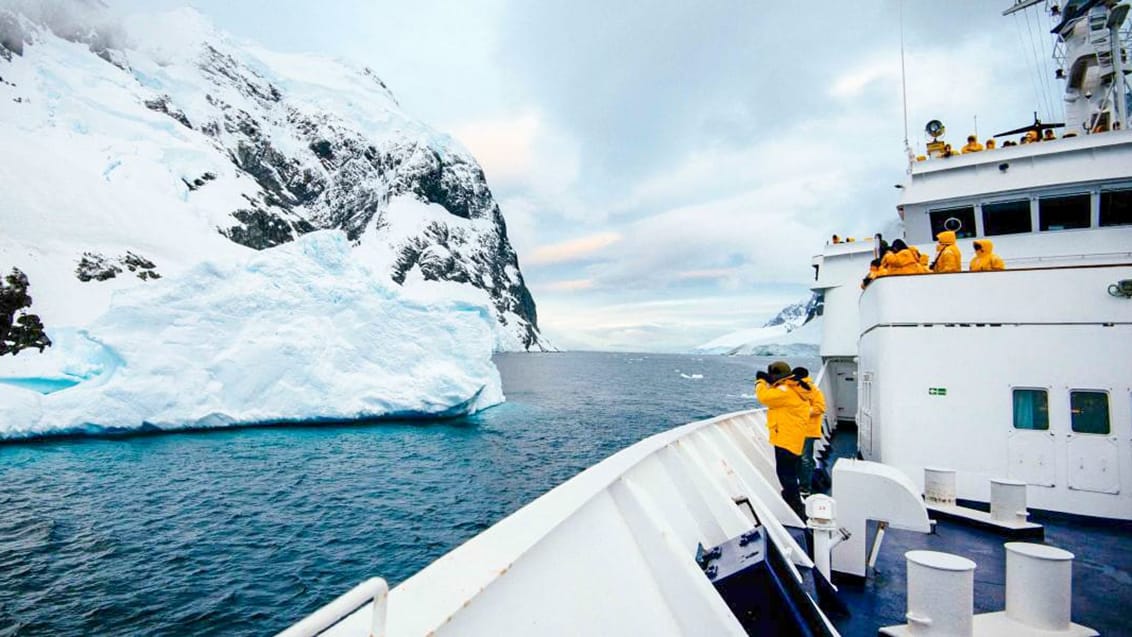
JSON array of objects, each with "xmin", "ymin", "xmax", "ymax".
[{"xmin": 0, "ymin": 351, "xmax": 814, "ymax": 636}]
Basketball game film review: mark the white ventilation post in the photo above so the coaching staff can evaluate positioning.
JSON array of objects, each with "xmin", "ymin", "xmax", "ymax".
[
  {"xmin": 903, "ymin": 550, "xmax": 976, "ymax": 636},
  {"xmin": 990, "ymin": 479, "xmax": 1029, "ymax": 524},
  {"xmin": 831, "ymin": 460, "xmax": 932, "ymax": 578},
  {"xmin": 1004, "ymin": 542, "xmax": 1074, "ymax": 630},
  {"xmin": 923, "ymin": 467, "xmax": 956, "ymax": 506}
]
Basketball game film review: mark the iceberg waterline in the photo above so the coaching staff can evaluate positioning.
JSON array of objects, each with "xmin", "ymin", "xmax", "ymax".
[{"xmin": 0, "ymin": 231, "xmax": 504, "ymax": 440}]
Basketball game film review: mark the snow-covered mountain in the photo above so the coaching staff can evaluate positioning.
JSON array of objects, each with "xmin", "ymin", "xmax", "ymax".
[
  {"xmin": 0, "ymin": 2, "xmax": 546, "ymax": 351},
  {"xmin": 694, "ymin": 293, "xmax": 823, "ymax": 356}
]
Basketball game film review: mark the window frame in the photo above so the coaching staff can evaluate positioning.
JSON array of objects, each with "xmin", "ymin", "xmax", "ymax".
[
  {"xmin": 928, "ymin": 205, "xmax": 977, "ymax": 240},
  {"xmin": 1011, "ymin": 387, "xmax": 1050, "ymax": 431},
  {"xmin": 1069, "ymin": 389, "xmax": 1111, "ymax": 435},
  {"xmin": 981, "ymin": 198, "xmax": 1034, "ymax": 236},
  {"xmin": 1099, "ymin": 187, "xmax": 1132, "ymax": 227},
  {"xmin": 1038, "ymin": 192, "xmax": 1092, "ymax": 231}
]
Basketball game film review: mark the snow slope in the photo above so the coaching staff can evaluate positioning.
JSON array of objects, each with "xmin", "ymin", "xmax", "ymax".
[
  {"xmin": 694, "ymin": 294, "xmax": 823, "ymax": 356},
  {"xmin": 0, "ymin": 4, "xmax": 544, "ymax": 351},
  {"xmin": 0, "ymin": 232, "xmax": 502, "ymax": 439}
]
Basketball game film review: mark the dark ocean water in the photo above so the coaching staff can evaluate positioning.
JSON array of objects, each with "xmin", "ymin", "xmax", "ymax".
[{"xmin": 0, "ymin": 351, "xmax": 812, "ymax": 636}]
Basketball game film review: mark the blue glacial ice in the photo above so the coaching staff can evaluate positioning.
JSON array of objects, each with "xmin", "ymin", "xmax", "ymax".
[{"xmin": 0, "ymin": 231, "xmax": 503, "ymax": 439}]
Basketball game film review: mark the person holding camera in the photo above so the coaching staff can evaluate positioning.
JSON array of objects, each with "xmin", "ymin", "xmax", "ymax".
[{"xmin": 755, "ymin": 361, "xmax": 817, "ymax": 519}]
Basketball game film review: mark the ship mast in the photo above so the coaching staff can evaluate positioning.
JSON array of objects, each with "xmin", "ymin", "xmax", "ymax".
[{"xmin": 1008, "ymin": 0, "xmax": 1132, "ymax": 134}]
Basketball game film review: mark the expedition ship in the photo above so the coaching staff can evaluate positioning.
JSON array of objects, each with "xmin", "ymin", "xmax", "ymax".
[{"xmin": 281, "ymin": 1, "xmax": 1131, "ymax": 634}]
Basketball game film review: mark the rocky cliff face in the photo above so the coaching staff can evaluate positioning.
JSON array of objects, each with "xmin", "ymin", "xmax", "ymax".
[{"xmin": 0, "ymin": 3, "xmax": 545, "ymax": 350}]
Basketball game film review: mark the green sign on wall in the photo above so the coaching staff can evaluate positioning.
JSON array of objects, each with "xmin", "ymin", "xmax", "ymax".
[{"xmin": 929, "ymin": 387, "xmax": 948, "ymax": 396}]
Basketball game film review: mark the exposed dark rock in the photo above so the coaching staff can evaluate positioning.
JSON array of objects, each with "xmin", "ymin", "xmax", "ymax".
[
  {"xmin": 144, "ymin": 95, "xmax": 193, "ymax": 129},
  {"xmin": 76, "ymin": 252, "xmax": 122, "ymax": 281},
  {"xmin": 182, "ymin": 171, "xmax": 217, "ymax": 192},
  {"xmin": 310, "ymin": 140, "xmax": 334, "ymax": 161},
  {"xmin": 76, "ymin": 251, "xmax": 162, "ymax": 282},
  {"xmin": 121, "ymin": 251, "xmax": 158, "ymax": 278},
  {"xmin": 222, "ymin": 208, "xmax": 314, "ymax": 250},
  {"xmin": 1, "ymin": 268, "xmax": 52, "ymax": 355}
]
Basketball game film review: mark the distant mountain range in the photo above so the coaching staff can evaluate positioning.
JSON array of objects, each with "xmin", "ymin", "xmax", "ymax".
[
  {"xmin": 693, "ymin": 293, "xmax": 822, "ymax": 356},
  {"xmin": 0, "ymin": 3, "xmax": 548, "ymax": 351}
]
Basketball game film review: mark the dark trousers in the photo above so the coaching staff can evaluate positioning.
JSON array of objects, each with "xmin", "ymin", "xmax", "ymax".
[
  {"xmin": 799, "ymin": 437, "xmax": 815, "ymax": 492},
  {"xmin": 774, "ymin": 445, "xmax": 805, "ymax": 520}
]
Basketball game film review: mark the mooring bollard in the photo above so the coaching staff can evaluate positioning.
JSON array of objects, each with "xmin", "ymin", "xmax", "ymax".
[
  {"xmin": 1004, "ymin": 542, "xmax": 1074, "ymax": 631},
  {"xmin": 904, "ymin": 550, "xmax": 976, "ymax": 636},
  {"xmin": 923, "ymin": 467, "xmax": 957, "ymax": 506},
  {"xmin": 990, "ymin": 479, "xmax": 1029, "ymax": 524}
]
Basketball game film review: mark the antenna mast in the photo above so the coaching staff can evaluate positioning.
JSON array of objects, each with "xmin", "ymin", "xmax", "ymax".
[{"xmin": 900, "ymin": 0, "xmax": 912, "ymax": 168}]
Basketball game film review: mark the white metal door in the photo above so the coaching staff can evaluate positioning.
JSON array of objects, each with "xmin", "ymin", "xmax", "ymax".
[
  {"xmin": 858, "ymin": 372, "xmax": 873, "ymax": 460},
  {"xmin": 1067, "ymin": 436, "xmax": 1120, "ymax": 493},
  {"xmin": 1007, "ymin": 430, "xmax": 1057, "ymax": 487},
  {"xmin": 1064, "ymin": 389, "xmax": 1121, "ymax": 495},
  {"xmin": 833, "ymin": 362, "xmax": 858, "ymax": 421}
]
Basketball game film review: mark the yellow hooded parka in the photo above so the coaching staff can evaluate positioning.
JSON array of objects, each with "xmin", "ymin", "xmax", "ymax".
[
  {"xmin": 755, "ymin": 377, "xmax": 813, "ymax": 455},
  {"xmin": 970, "ymin": 239, "xmax": 1005, "ymax": 271},
  {"xmin": 932, "ymin": 230, "xmax": 962, "ymax": 273}
]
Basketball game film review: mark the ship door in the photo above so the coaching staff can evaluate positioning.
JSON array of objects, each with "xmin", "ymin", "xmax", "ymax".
[
  {"xmin": 1064, "ymin": 390, "xmax": 1120, "ymax": 494},
  {"xmin": 1007, "ymin": 388, "xmax": 1056, "ymax": 487},
  {"xmin": 858, "ymin": 372, "xmax": 874, "ymax": 460},
  {"xmin": 832, "ymin": 361, "xmax": 858, "ymax": 422}
]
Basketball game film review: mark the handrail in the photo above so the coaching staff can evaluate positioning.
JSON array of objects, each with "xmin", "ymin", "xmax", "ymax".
[{"xmin": 277, "ymin": 577, "xmax": 387, "ymax": 637}]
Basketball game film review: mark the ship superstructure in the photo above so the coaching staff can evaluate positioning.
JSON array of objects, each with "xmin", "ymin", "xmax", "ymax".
[{"xmin": 811, "ymin": 1, "xmax": 1132, "ymax": 520}]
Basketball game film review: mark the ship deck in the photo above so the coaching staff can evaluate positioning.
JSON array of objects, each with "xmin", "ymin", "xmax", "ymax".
[{"xmin": 819, "ymin": 426, "xmax": 1132, "ymax": 637}]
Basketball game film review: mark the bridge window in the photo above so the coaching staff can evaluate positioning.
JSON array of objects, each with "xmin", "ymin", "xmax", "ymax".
[
  {"xmin": 1039, "ymin": 193, "xmax": 1091, "ymax": 231},
  {"xmin": 1012, "ymin": 389, "xmax": 1049, "ymax": 430},
  {"xmin": 929, "ymin": 206, "xmax": 976, "ymax": 240},
  {"xmin": 1100, "ymin": 188, "xmax": 1132, "ymax": 226},
  {"xmin": 1070, "ymin": 391, "xmax": 1110, "ymax": 435},
  {"xmin": 983, "ymin": 199, "xmax": 1032, "ymax": 236}
]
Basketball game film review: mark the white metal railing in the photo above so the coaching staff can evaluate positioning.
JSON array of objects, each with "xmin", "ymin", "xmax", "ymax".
[{"xmin": 277, "ymin": 577, "xmax": 387, "ymax": 637}]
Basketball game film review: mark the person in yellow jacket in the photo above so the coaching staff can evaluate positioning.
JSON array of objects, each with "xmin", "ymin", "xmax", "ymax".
[
  {"xmin": 879, "ymin": 239, "xmax": 926, "ymax": 275},
  {"xmin": 931, "ymin": 230, "xmax": 962, "ymax": 273},
  {"xmin": 793, "ymin": 367, "xmax": 827, "ymax": 495},
  {"xmin": 755, "ymin": 361, "xmax": 814, "ymax": 517},
  {"xmin": 969, "ymin": 239, "xmax": 1005, "ymax": 271},
  {"xmin": 861, "ymin": 258, "xmax": 882, "ymax": 289},
  {"xmin": 961, "ymin": 135, "xmax": 984, "ymax": 153}
]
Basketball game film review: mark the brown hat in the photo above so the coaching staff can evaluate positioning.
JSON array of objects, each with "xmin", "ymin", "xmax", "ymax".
[{"xmin": 767, "ymin": 361, "xmax": 791, "ymax": 378}]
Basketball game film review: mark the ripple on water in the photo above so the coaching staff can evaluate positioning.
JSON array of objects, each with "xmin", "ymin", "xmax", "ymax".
[{"xmin": 0, "ymin": 352, "xmax": 794, "ymax": 636}]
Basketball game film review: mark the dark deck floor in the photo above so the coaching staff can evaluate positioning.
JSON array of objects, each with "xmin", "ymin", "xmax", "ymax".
[{"xmin": 816, "ymin": 427, "xmax": 1132, "ymax": 637}]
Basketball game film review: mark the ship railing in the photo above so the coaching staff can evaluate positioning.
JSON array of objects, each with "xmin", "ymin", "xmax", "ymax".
[{"xmin": 276, "ymin": 577, "xmax": 387, "ymax": 637}]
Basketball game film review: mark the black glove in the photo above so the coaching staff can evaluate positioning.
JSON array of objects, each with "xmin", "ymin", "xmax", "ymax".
[{"xmin": 755, "ymin": 370, "xmax": 769, "ymax": 383}]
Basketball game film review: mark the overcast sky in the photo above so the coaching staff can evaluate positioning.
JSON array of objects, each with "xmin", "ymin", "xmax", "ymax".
[{"xmin": 109, "ymin": 0, "xmax": 1064, "ymax": 351}]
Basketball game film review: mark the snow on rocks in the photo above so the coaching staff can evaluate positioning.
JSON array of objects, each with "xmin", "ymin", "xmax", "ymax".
[{"xmin": 0, "ymin": 231, "xmax": 503, "ymax": 440}]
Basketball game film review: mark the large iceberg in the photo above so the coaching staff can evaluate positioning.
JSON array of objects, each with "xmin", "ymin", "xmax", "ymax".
[{"xmin": 0, "ymin": 231, "xmax": 503, "ymax": 439}]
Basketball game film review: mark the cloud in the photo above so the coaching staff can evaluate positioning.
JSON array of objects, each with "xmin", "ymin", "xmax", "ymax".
[
  {"xmin": 537, "ymin": 278, "xmax": 594, "ymax": 292},
  {"xmin": 536, "ymin": 291, "xmax": 806, "ymax": 352},
  {"xmin": 675, "ymin": 268, "xmax": 741, "ymax": 281},
  {"xmin": 451, "ymin": 110, "xmax": 581, "ymax": 195},
  {"xmin": 452, "ymin": 113, "xmax": 541, "ymax": 186},
  {"xmin": 527, "ymin": 232, "xmax": 622, "ymax": 266}
]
